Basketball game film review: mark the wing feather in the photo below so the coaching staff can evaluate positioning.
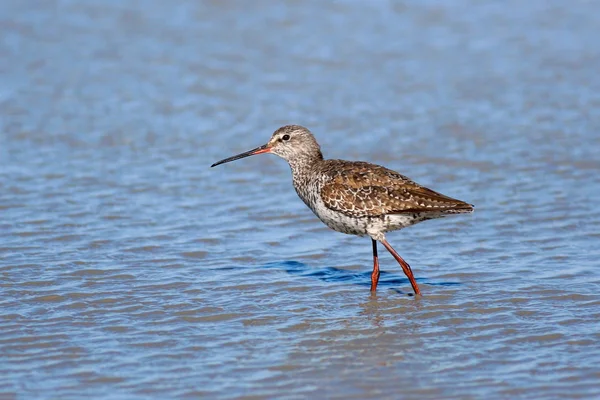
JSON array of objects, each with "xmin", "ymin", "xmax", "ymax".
[{"xmin": 319, "ymin": 162, "xmax": 472, "ymax": 217}]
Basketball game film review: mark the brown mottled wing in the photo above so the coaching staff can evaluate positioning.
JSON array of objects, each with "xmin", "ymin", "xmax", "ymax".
[{"xmin": 319, "ymin": 161, "xmax": 472, "ymax": 217}]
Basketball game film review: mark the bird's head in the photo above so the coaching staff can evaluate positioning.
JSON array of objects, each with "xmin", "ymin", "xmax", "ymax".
[{"xmin": 211, "ymin": 125, "xmax": 322, "ymax": 167}]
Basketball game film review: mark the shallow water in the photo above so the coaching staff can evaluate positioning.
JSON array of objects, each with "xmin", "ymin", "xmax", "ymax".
[{"xmin": 2, "ymin": 0, "xmax": 600, "ymax": 398}]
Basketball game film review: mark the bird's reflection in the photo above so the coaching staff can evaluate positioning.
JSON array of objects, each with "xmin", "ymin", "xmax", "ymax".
[
  {"xmin": 256, "ymin": 260, "xmax": 460, "ymax": 330},
  {"xmin": 361, "ymin": 293, "xmax": 386, "ymax": 328}
]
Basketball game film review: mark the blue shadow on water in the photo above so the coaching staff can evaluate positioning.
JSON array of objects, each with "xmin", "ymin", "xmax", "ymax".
[{"xmin": 261, "ymin": 260, "xmax": 461, "ymax": 290}]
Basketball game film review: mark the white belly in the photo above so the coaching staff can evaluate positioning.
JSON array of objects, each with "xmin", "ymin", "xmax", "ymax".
[
  {"xmin": 308, "ymin": 196, "xmax": 440, "ymax": 238},
  {"xmin": 310, "ymin": 196, "xmax": 371, "ymax": 236}
]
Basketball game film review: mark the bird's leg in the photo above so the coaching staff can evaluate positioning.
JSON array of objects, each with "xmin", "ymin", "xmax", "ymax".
[
  {"xmin": 380, "ymin": 239, "xmax": 422, "ymax": 296},
  {"xmin": 370, "ymin": 239, "xmax": 380, "ymax": 292}
]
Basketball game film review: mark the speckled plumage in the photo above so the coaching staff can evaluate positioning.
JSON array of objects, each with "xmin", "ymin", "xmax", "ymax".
[{"xmin": 211, "ymin": 125, "xmax": 474, "ymax": 295}]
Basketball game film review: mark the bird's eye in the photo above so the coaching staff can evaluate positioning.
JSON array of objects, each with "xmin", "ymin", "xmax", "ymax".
[{"xmin": 282, "ymin": 134, "xmax": 290, "ymax": 141}]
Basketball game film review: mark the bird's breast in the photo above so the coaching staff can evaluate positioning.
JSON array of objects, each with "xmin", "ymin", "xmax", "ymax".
[{"xmin": 292, "ymin": 177, "xmax": 373, "ymax": 236}]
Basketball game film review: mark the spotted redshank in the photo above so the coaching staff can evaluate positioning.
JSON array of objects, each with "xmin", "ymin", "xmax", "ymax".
[{"xmin": 211, "ymin": 125, "xmax": 473, "ymax": 295}]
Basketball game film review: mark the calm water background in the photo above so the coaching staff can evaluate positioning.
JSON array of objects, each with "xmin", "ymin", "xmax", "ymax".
[{"xmin": 2, "ymin": 0, "xmax": 600, "ymax": 398}]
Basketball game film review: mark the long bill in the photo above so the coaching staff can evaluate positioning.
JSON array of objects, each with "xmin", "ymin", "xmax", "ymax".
[{"xmin": 210, "ymin": 144, "xmax": 271, "ymax": 167}]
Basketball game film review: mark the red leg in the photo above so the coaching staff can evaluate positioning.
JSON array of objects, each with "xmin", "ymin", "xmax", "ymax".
[
  {"xmin": 370, "ymin": 239, "xmax": 380, "ymax": 292},
  {"xmin": 380, "ymin": 239, "xmax": 422, "ymax": 296}
]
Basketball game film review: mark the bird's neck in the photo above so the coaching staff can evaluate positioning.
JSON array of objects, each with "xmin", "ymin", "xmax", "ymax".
[
  {"xmin": 288, "ymin": 152, "xmax": 324, "ymax": 211},
  {"xmin": 287, "ymin": 150, "xmax": 324, "ymax": 176}
]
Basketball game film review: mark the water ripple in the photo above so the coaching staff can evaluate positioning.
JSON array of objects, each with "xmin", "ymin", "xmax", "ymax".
[{"xmin": 1, "ymin": 0, "xmax": 600, "ymax": 398}]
